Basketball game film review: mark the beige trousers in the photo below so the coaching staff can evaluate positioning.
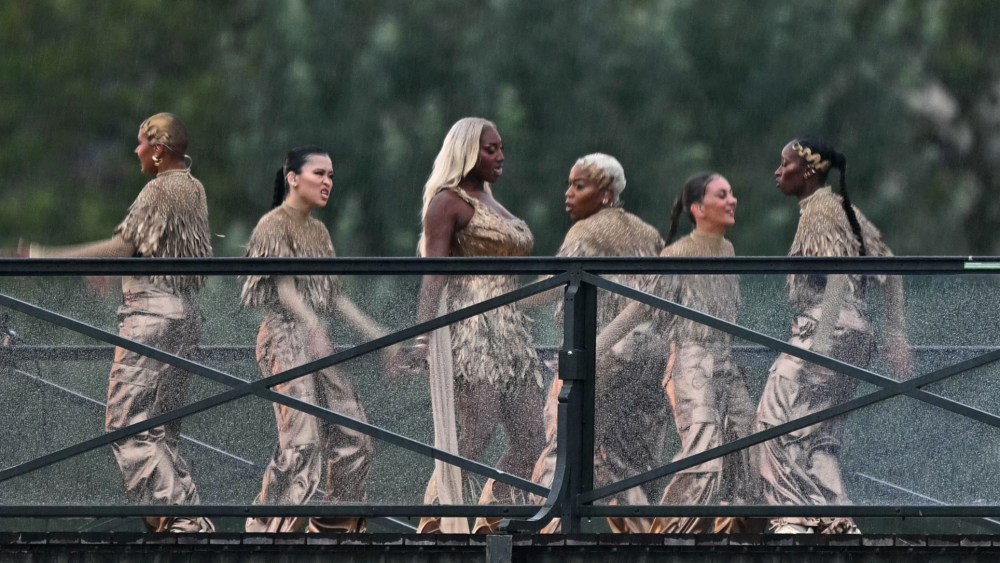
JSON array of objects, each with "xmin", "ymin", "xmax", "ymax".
[
  {"xmin": 650, "ymin": 342, "xmax": 763, "ymax": 534},
  {"xmin": 245, "ymin": 317, "xmax": 374, "ymax": 533},
  {"xmin": 417, "ymin": 377, "xmax": 545, "ymax": 534},
  {"xmin": 531, "ymin": 350, "xmax": 669, "ymax": 533},
  {"xmin": 755, "ymin": 309, "xmax": 873, "ymax": 533},
  {"xmin": 105, "ymin": 287, "xmax": 214, "ymax": 533}
]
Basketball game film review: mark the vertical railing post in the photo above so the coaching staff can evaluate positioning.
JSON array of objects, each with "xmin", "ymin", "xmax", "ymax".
[{"xmin": 557, "ymin": 276, "xmax": 597, "ymax": 532}]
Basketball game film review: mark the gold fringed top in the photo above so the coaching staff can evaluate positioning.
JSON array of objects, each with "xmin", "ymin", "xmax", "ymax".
[
  {"xmin": 788, "ymin": 187, "xmax": 892, "ymax": 310},
  {"xmin": 654, "ymin": 230, "xmax": 739, "ymax": 345},
  {"xmin": 439, "ymin": 186, "xmax": 543, "ymax": 387},
  {"xmin": 113, "ymin": 169, "xmax": 213, "ymax": 295},
  {"xmin": 557, "ymin": 207, "xmax": 664, "ymax": 329},
  {"xmin": 241, "ymin": 202, "xmax": 342, "ymax": 314}
]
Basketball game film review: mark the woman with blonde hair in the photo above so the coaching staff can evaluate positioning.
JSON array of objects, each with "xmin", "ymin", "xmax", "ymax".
[
  {"xmin": 394, "ymin": 117, "xmax": 545, "ymax": 533},
  {"xmin": 24, "ymin": 112, "xmax": 214, "ymax": 533},
  {"xmin": 528, "ymin": 152, "xmax": 667, "ymax": 533}
]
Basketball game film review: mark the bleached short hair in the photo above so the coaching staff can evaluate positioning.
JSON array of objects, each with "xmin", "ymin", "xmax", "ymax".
[{"xmin": 574, "ymin": 153, "xmax": 626, "ymax": 204}]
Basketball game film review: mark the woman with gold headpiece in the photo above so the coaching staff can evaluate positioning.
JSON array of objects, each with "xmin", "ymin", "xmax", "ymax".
[
  {"xmin": 23, "ymin": 113, "xmax": 214, "ymax": 533},
  {"xmin": 595, "ymin": 172, "xmax": 761, "ymax": 534},
  {"xmin": 242, "ymin": 145, "xmax": 386, "ymax": 534},
  {"xmin": 755, "ymin": 138, "xmax": 913, "ymax": 534},
  {"xmin": 527, "ymin": 153, "xmax": 667, "ymax": 534},
  {"xmin": 391, "ymin": 117, "xmax": 545, "ymax": 534}
]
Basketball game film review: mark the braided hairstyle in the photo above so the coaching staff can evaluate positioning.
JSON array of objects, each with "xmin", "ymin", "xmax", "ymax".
[
  {"xmin": 666, "ymin": 172, "xmax": 720, "ymax": 244},
  {"xmin": 792, "ymin": 138, "xmax": 867, "ymax": 256},
  {"xmin": 272, "ymin": 145, "xmax": 328, "ymax": 209}
]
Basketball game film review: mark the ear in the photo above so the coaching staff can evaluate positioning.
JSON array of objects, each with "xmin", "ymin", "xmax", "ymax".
[
  {"xmin": 689, "ymin": 201, "xmax": 705, "ymax": 221},
  {"xmin": 286, "ymin": 170, "xmax": 298, "ymax": 188}
]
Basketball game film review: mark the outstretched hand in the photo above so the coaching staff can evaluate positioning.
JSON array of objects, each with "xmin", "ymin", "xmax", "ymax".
[
  {"xmin": 84, "ymin": 275, "xmax": 118, "ymax": 296},
  {"xmin": 15, "ymin": 239, "xmax": 31, "ymax": 258},
  {"xmin": 389, "ymin": 342, "xmax": 428, "ymax": 381},
  {"xmin": 307, "ymin": 326, "xmax": 334, "ymax": 359},
  {"xmin": 885, "ymin": 334, "xmax": 915, "ymax": 379}
]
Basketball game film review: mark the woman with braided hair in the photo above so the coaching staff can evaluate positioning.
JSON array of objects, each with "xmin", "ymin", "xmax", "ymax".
[
  {"xmin": 596, "ymin": 172, "xmax": 760, "ymax": 534},
  {"xmin": 755, "ymin": 138, "xmax": 913, "ymax": 534},
  {"xmin": 23, "ymin": 112, "xmax": 215, "ymax": 532}
]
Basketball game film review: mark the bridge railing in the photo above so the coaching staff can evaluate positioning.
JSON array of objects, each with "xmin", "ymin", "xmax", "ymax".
[{"xmin": 1, "ymin": 256, "xmax": 998, "ymax": 532}]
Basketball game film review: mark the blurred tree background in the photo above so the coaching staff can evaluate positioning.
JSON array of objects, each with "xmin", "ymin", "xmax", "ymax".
[
  {"xmin": 3, "ymin": 0, "xmax": 1000, "ymax": 534},
  {"xmin": 2, "ymin": 0, "xmax": 998, "ymax": 258}
]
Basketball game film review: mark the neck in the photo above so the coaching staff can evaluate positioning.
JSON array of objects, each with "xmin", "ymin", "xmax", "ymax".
[
  {"xmin": 457, "ymin": 175, "xmax": 486, "ymax": 195},
  {"xmin": 796, "ymin": 182, "xmax": 822, "ymax": 202},
  {"xmin": 693, "ymin": 223, "xmax": 726, "ymax": 238},
  {"xmin": 156, "ymin": 155, "xmax": 187, "ymax": 174},
  {"xmin": 282, "ymin": 197, "xmax": 314, "ymax": 217}
]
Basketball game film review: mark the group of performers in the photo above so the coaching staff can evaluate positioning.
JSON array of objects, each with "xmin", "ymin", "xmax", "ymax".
[{"xmin": 15, "ymin": 113, "xmax": 912, "ymax": 535}]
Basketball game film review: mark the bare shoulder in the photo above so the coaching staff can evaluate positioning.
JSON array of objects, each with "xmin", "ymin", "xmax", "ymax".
[{"xmin": 426, "ymin": 187, "xmax": 475, "ymax": 225}]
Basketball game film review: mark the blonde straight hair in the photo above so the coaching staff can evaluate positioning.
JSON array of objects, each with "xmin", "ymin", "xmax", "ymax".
[{"xmin": 418, "ymin": 117, "xmax": 496, "ymax": 256}]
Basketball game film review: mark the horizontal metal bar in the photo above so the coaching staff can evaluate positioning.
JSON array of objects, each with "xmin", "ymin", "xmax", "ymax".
[
  {"xmin": 581, "ymin": 344, "xmax": 1000, "ymax": 503},
  {"xmin": 0, "ymin": 505, "xmax": 540, "ymax": 518},
  {"xmin": 1, "ymin": 256, "xmax": 998, "ymax": 276},
  {"xmin": 855, "ymin": 472, "xmax": 1000, "ymax": 532},
  {"xmin": 0, "ymin": 276, "xmax": 568, "ymax": 496},
  {"xmin": 6, "ymin": 344, "xmax": 988, "ymax": 363},
  {"xmin": 7, "ymin": 504, "xmax": 1000, "ymax": 519},
  {"xmin": 579, "ymin": 505, "xmax": 1000, "ymax": 518},
  {"xmin": 585, "ymin": 272, "xmax": 1000, "ymax": 428}
]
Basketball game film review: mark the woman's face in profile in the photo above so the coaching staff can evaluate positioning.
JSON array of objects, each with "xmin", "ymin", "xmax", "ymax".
[
  {"xmin": 775, "ymin": 143, "xmax": 810, "ymax": 198},
  {"xmin": 135, "ymin": 131, "xmax": 157, "ymax": 175},
  {"xmin": 564, "ymin": 164, "xmax": 606, "ymax": 222},
  {"xmin": 471, "ymin": 126, "xmax": 504, "ymax": 184},
  {"xmin": 696, "ymin": 176, "xmax": 737, "ymax": 232}
]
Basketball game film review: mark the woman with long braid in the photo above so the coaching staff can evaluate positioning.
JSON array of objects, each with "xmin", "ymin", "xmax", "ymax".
[
  {"xmin": 242, "ymin": 145, "xmax": 385, "ymax": 533},
  {"xmin": 597, "ymin": 172, "xmax": 760, "ymax": 534},
  {"xmin": 756, "ymin": 138, "xmax": 913, "ymax": 534}
]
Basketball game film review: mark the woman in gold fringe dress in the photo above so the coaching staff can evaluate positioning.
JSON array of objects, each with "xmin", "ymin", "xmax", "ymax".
[
  {"xmin": 528, "ymin": 153, "xmax": 666, "ymax": 533},
  {"xmin": 242, "ymin": 145, "xmax": 387, "ymax": 533},
  {"xmin": 755, "ymin": 138, "xmax": 912, "ymax": 534},
  {"xmin": 393, "ymin": 117, "xmax": 545, "ymax": 534}
]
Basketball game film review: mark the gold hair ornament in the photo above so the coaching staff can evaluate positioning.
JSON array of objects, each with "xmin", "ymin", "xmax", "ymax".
[{"xmin": 791, "ymin": 142, "xmax": 831, "ymax": 174}]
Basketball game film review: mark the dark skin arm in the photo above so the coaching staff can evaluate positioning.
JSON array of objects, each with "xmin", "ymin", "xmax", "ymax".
[{"xmin": 391, "ymin": 189, "xmax": 475, "ymax": 376}]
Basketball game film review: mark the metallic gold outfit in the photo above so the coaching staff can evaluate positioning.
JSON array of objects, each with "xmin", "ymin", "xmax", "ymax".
[
  {"xmin": 648, "ymin": 231, "xmax": 761, "ymax": 534},
  {"xmin": 106, "ymin": 169, "xmax": 214, "ymax": 533},
  {"xmin": 242, "ymin": 203, "xmax": 374, "ymax": 533},
  {"xmin": 418, "ymin": 186, "xmax": 546, "ymax": 534},
  {"xmin": 755, "ymin": 187, "xmax": 897, "ymax": 533},
  {"xmin": 529, "ymin": 207, "xmax": 667, "ymax": 533}
]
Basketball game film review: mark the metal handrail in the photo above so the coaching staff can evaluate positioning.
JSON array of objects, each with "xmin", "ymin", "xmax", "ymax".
[{"xmin": 1, "ymin": 256, "xmax": 999, "ymax": 531}]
